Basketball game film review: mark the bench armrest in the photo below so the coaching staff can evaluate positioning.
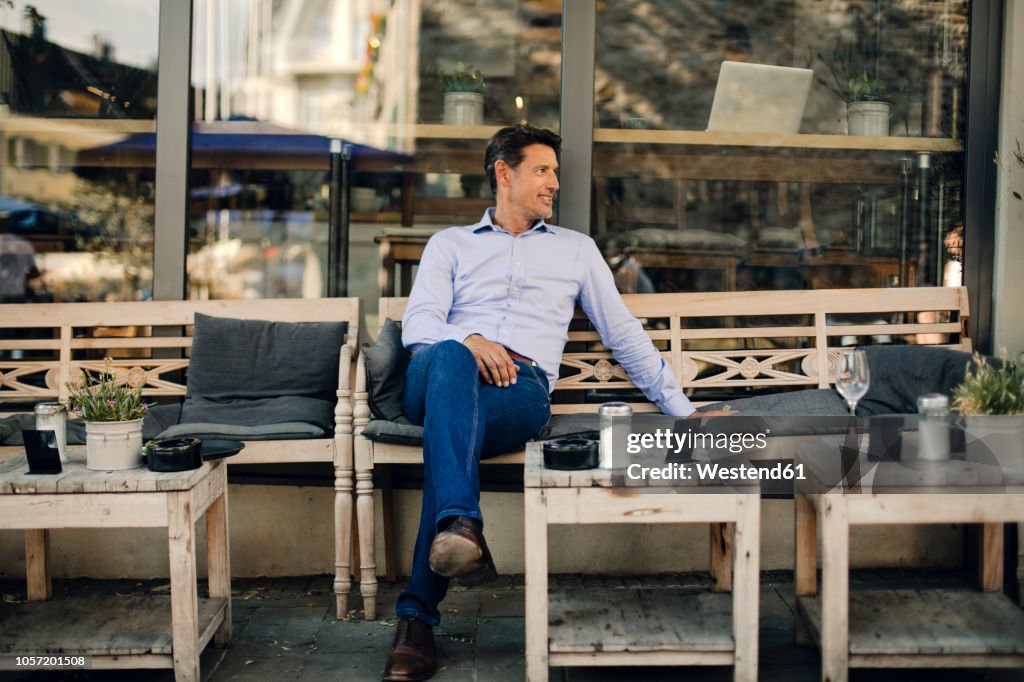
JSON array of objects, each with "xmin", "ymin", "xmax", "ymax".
[{"xmin": 334, "ymin": 342, "xmax": 355, "ymax": 437}]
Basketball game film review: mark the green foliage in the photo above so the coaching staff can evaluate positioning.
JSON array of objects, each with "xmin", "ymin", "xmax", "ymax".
[
  {"xmin": 952, "ymin": 351, "xmax": 1024, "ymax": 416},
  {"xmin": 66, "ymin": 358, "xmax": 149, "ymax": 422},
  {"xmin": 846, "ymin": 71, "xmax": 886, "ymax": 102},
  {"xmin": 439, "ymin": 63, "xmax": 485, "ymax": 94}
]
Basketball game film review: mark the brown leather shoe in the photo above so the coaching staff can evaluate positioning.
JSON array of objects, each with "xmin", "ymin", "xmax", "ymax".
[
  {"xmin": 382, "ymin": 616, "xmax": 436, "ymax": 681},
  {"xmin": 428, "ymin": 516, "xmax": 498, "ymax": 586}
]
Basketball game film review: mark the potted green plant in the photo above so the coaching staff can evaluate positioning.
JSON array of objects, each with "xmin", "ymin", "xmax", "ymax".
[
  {"xmin": 845, "ymin": 71, "xmax": 890, "ymax": 136},
  {"xmin": 440, "ymin": 63, "xmax": 485, "ymax": 125},
  {"xmin": 952, "ymin": 351, "xmax": 1024, "ymax": 468},
  {"xmin": 67, "ymin": 358, "xmax": 149, "ymax": 470}
]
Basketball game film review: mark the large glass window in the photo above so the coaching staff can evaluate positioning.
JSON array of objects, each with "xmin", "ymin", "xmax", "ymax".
[
  {"xmin": 188, "ymin": 0, "xmax": 561, "ymax": 308},
  {"xmin": 0, "ymin": 0, "xmax": 158, "ymax": 302},
  {"xmin": 592, "ymin": 0, "xmax": 967, "ymax": 295}
]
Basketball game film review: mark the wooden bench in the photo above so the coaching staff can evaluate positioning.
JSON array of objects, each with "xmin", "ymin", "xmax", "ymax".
[
  {"xmin": 0, "ymin": 298, "xmax": 360, "ymax": 619},
  {"xmin": 352, "ymin": 287, "xmax": 971, "ymax": 619}
]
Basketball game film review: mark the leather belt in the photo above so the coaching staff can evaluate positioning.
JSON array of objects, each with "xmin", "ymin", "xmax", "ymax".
[{"xmin": 505, "ymin": 348, "xmax": 538, "ymax": 367}]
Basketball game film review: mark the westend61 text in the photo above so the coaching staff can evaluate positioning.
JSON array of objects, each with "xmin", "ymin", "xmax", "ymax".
[
  {"xmin": 626, "ymin": 428, "xmax": 769, "ymax": 455},
  {"xmin": 626, "ymin": 462, "xmax": 805, "ymax": 482}
]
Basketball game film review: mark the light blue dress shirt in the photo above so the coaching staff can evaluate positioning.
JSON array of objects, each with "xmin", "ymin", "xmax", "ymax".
[{"xmin": 402, "ymin": 209, "xmax": 695, "ymax": 417}]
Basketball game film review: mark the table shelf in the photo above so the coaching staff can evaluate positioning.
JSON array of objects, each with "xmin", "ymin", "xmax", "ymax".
[
  {"xmin": 548, "ymin": 587, "xmax": 734, "ymax": 664},
  {"xmin": 797, "ymin": 589, "xmax": 1024, "ymax": 665},
  {"xmin": 0, "ymin": 594, "xmax": 227, "ymax": 665}
]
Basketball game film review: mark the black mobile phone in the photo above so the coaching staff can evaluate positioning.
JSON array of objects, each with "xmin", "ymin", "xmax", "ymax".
[{"xmin": 23, "ymin": 429, "xmax": 62, "ymax": 474}]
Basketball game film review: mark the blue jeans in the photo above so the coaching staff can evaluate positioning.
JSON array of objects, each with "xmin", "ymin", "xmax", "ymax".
[{"xmin": 395, "ymin": 340, "xmax": 550, "ymax": 625}]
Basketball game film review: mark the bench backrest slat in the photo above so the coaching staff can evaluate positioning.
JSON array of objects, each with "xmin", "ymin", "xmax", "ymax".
[
  {"xmin": 0, "ymin": 298, "xmax": 360, "ymax": 403},
  {"xmin": 377, "ymin": 287, "xmax": 970, "ymax": 413}
]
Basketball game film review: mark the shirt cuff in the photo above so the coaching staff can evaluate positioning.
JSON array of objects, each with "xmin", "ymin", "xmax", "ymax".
[
  {"xmin": 660, "ymin": 393, "xmax": 696, "ymax": 418},
  {"xmin": 443, "ymin": 325, "xmax": 474, "ymax": 344}
]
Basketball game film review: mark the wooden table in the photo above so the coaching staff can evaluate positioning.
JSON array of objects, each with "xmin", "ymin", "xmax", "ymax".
[
  {"xmin": 793, "ymin": 435, "xmax": 1024, "ymax": 682},
  {"xmin": 523, "ymin": 441, "xmax": 761, "ymax": 681},
  {"xmin": 0, "ymin": 449, "xmax": 231, "ymax": 681}
]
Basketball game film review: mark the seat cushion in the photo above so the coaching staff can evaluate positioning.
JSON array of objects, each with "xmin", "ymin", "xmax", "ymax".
[
  {"xmin": 158, "ymin": 420, "xmax": 324, "ymax": 440},
  {"xmin": 701, "ymin": 388, "xmax": 849, "ymax": 416},
  {"xmin": 363, "ymin": 319, "xmax": 411, "ymax": 423},
  {"xmin": 188, "ymin": 313, "xmax": 347, "ymax": 401},
  {"xmin": 362, "ymin": 419, "xmax": 424, "ymax": 446}
]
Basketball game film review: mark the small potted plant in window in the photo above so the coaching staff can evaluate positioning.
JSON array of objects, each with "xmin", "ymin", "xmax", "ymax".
[
  {"xmin": 67, "ymin": 358, "xmax": 149, "ymax": 470},
  {"xmin": 440, "ymin": 63, "xmax": 485, "ymax": 125},
  {"xmin": 845, "ymin": 71, "xmax": 890, "ymax": 136},
  {"xmin": 952, "ymin": 351, "xmax": 1024, "ymax": 469}
]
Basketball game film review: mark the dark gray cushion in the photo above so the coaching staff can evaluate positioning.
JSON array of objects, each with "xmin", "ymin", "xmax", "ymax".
[
  {"xmin": 159, "ymin": 421, "xmax": 323, "ymax": 440},
  {"xmin": 0, "ymin": 403, "xmax": 183, "ymax": 446},
  {"xmin": 362, "ymin": 419, "xmax": 424, "ymax": 446},
  {"xmin": 540, "ymin": 413, "xmax": 599, "ymax": 439},
  {"xmin": 363, "ymin": 319, "xmax": 411, "ymax": 423},
  {"xmin": 179, "ymin": 395, "xmax": 335, "ymax": 432},
  {"xmin": 701, "ymin": 388, "xmax": 849, "ymax": 416},
  {"xmin": 857, "ymin": 346, "xmax": 975, "ymax": 416},
  {"xmin": 188, "ymin": 313, "xmax": 346, "ymax": 401}
]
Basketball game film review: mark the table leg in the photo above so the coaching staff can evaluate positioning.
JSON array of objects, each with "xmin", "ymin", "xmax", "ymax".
[
  {"xmin": 168, "ymin": 490, "xmax": 200, "ymax": 682},
  {"xmin": 24, "ymin": 529, "xmax": 51, "ymax": 600},
  {"xmin": 710, "ymin": 522, "xmax": 733, "ymax": 593},
  {"xmin": 205, "ymin": 472, "xmax": 232, "ymax": 647},
  {"xmin": 980, "ymin": 522, "xmax": 1004, "ymax": 593},
  {"xmin": 794, "ymin": 493, "xmax": 817, "ymax": 597},
  {"xmin": 820, "ymin": 495, "xmax": 849, "ymax": 682},
  {"xmin": 524, "ymin": 488, "xmax": 549, "ymax": 682},
  {"xmin": 794, "ymin": 492, "xmax": 818, "ymax": 646},
  {"xmin": 732, "ymin": 496, "xmax": 760, "ymax": 682}
]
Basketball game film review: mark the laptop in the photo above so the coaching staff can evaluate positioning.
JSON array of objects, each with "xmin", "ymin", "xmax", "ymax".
[{"xmin": 707, "ymin": 61, "xmax": 814, "ymax": 134}]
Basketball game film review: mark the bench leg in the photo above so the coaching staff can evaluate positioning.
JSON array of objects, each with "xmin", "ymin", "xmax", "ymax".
[
  {"xmin": 710, "ymin": 522, "xmax": 733, "ymax": 592},
  {"xmin": 356, "ymin": 465, "xmax": 378, "ymax": 619},
  {"xmin": 382, "ymin": 464, "xmax": 398, "ymax": 583},
  {"xmin": 335, "ymin": 462, "xmax": 353, "ymax": 619},
  {"xmin": 25, "ymin": 529, "xmax": 51, "ymax": 600}
]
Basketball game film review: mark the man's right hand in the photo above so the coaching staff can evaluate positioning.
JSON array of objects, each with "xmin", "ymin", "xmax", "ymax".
[{"xmin": 463, "ymin": 334, "xmax": 519, "ymax": 387}]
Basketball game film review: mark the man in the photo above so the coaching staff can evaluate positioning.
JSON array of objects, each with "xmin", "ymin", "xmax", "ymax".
[{"xmin": 383, "ymin": 124, "xmax": 724, "ymax": 681}]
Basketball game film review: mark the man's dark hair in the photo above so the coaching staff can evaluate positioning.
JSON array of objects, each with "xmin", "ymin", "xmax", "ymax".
[{"xmin": 484, "ymin": 124, "xmax": 561, "ymax": 194}]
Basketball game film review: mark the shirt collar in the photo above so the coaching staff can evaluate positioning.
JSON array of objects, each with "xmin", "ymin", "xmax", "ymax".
[{"xmin": 468, "ymin": 208, "xmax": 557, "ymax": 235}]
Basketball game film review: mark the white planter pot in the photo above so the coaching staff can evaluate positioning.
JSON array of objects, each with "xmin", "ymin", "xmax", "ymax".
[
  {"xmin": 846, "ymin": 100, "xmax": 890, "ymax": 136},
  {"xmin": 85, "ymin": 419, "xmax": 144, "ymax": 471},
  {"xmin": 443, "ymin": 91, "xmax": 484, "ymax": 125},
  {"xmin": 964, "ymin": 414, "xmax": 1024, "ymax": 470}
]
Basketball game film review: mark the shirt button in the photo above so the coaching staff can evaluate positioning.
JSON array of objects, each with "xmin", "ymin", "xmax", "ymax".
[{"xmin": 516, "ymin": 261, "xmax": 521, "ymax": 266}]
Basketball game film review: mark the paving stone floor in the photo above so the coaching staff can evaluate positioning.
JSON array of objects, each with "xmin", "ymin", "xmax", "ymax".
[{"xmin": 4, "ymin": 570, "xmax": 1024, "ymax": 681}]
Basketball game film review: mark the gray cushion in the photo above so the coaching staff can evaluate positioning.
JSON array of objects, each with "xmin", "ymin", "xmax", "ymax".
[
  {"xmin": 702, "ymin": 388, "xmax": 849, "ymax": 416},
  {"xmin": 0, "ymin": 403, "xmax": 183, "ymax": 446},
  {"xmin": 540, "ymin": 413, "xmax": 599, "ymax": 439},
  {"xmin": 363, "ymin": 319, "xmax": 411, "ymax": 423},
  {"xmin": 159, "ymin": 421, "xmax": 323, "ymax": 440},
  {"xmin": 188, "ymin": 313, "xmax": 346, "ymax": 401},
  {"xmin": 179, "ymin": 395, "xmax": 335, "ymax": 432},
  {"xmin": 179, "ymin": 314, "xmax": 346, "ymax": 438},
  {"xmin": 857, "ymin": 346, "xmax": 975, "ymax": 416},
  {"xmin": 362, "ymin": 419, "xmax": 424, "ymax": 446}
]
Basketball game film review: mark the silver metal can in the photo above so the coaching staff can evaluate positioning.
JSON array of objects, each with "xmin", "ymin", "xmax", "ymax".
[
  {"xmin": 917, "ymin": 393, "xmax": 950, "ymax": 461},
  {"xmin": 34, "ymin": 402, "xmax": 67, "ymax": 463},
  {"xmin": 598, "ymin": 402, "xmax": 633, "ymax": 469}
]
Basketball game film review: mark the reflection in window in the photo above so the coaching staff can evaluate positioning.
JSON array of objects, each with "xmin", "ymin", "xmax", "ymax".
[
  {"xmin": 189, "ymin": 0, "xmax": 561, "ymax": 306},
  {"xmin": 592, "ymin": 0, "xmax": 967, "ymax": 295},
  {"xmin": 0, "ymin": 0, "xmax": 157, "ymax": 302}
]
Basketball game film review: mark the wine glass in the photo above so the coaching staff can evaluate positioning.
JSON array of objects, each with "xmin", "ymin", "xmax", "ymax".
[{"xmin": 836, "ymin": 350, "xmax": 870, "ymax": 416}]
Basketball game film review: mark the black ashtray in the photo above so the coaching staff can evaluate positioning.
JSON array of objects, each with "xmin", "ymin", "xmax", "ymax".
[
  {"xmin": 542, "ymin": 438, "xmax": 599, "ymax": 470},
  {"xmin": 144, "ymin": 438, "xmax": 203, "ymax": 472}
]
